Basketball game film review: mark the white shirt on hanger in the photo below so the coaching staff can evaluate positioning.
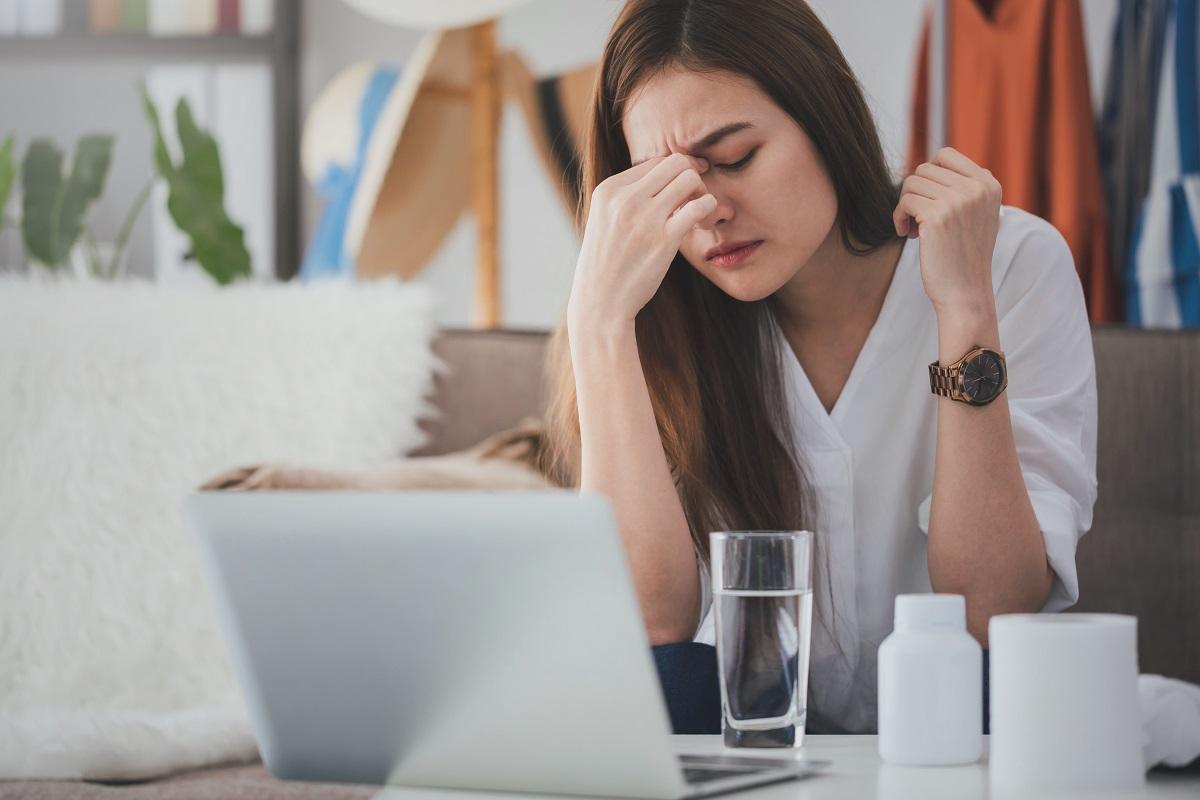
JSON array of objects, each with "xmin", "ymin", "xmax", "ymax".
[{"xmin": 692, "ymin": 205, "xmax": 1099, "ymax": 734}]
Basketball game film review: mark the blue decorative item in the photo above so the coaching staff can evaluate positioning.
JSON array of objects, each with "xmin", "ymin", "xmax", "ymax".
[{"xmin": 300, "ymin": 66, "xmax": 399, "ymax": 280}]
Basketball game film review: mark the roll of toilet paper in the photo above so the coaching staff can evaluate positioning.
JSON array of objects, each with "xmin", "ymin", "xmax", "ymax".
[{"xmin": 989, "ymin": 614, "xmax": 1144, "ymax": 796}]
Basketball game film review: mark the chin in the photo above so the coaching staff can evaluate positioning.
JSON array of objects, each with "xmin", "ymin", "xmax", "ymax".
[{"xmin": 708, "ymin": 270, "xmax": 783, "ymax": 303}]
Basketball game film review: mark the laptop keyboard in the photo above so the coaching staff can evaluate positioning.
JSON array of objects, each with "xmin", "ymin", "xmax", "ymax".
[
  {"xmin": 678, "ymin": 754, "xmax": 786, "ymax": 784},
  {"xmin": 682, "ymin": 767, "xmax": 763, "ymax": 783}
]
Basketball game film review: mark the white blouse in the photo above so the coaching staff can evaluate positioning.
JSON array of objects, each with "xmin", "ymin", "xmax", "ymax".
[{"xmin": 692, "ymin": 205, "xmax": 1099, "ymax": 734}]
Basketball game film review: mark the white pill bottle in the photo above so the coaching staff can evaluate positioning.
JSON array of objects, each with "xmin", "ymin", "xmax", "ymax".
[{"xmin": 878, "ymin": 593, "xmax": 983, "ymax": 765}]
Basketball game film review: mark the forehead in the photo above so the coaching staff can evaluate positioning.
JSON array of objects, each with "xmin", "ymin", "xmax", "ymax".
[{"xmin": 622, "ymin": 68, "xmax": 776, "ymax": 162}]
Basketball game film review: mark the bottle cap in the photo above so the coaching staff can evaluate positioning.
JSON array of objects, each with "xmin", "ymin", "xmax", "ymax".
[{"xmin": 894, "ymin": 593, "xmax": 966, "ymax": 632}]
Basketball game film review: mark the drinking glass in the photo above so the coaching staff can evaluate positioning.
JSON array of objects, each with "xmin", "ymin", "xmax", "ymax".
[{"xmin": 710, "ymin": 530, "xmax": 814, "ymax": 748}]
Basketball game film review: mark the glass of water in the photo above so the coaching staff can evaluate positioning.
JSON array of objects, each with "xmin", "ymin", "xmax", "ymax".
[{"xmin": 710, "ymin": 530, "xmax": 814, "ymax": 749}]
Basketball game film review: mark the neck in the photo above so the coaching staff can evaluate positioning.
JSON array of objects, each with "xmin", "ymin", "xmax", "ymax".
[{"xmin": 771, "ymin": 225, "xmax": 905, "ymax": 333}]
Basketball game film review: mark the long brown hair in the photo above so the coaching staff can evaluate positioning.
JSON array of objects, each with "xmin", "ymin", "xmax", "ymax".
[{"xmin": 539, "ymin": 0, "xmax": 900, "ymax": 649}]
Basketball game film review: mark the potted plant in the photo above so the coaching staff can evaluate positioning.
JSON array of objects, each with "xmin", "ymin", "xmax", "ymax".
[
  {"xmin": 0, "ymin": 85, "xmax": 253, "ymax": 285},
  {"xmin": 0, "ymin": 132, "xmax": 149, "ymax": 280}
]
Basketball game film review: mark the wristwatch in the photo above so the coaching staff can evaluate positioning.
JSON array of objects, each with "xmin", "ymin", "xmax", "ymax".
[{"xmin": 928, "ymin": 346, "xmax": 1007, "ymax": 406}]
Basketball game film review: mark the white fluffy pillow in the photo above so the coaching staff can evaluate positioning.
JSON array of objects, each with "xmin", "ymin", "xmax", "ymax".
[{"xmin": 0, "ymin": 274, "xmax": 440, "ymax": 780}]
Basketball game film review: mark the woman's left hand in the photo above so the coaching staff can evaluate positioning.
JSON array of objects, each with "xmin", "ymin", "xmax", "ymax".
[{"xmin": 893, "ymin": 146, "xmax": 1002, "ymax": 316}]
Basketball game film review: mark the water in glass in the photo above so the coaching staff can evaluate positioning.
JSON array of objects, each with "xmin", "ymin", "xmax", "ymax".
[{"xmin": 714, "ymin": 587, "xmax": 813, "ymax": 747}]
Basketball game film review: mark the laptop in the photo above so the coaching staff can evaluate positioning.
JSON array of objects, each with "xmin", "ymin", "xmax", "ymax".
[{"xmin": 183, "ymin": 489, "xmax": 827, "ymax": 798}]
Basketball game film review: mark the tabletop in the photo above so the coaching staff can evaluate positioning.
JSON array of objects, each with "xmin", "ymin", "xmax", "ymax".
[{"xmin": 370, "ymin": 734, "xmax": 1200, "ymax": 800}]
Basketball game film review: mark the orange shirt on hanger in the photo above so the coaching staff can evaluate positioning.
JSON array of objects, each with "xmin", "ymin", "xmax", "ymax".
[{"xmin": 908, "ymin": 0, "xmax": 1117, "ymax": 322}]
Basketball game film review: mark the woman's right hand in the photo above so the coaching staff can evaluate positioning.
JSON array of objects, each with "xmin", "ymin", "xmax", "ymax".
[{"xmin": 567, "ymin": 153, "xmax": 715, "ymax": 335}]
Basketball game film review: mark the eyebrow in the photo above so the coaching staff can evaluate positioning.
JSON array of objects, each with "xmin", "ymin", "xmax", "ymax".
[{"xmin": 631, "ymin": 121, "xmax": 756, "ymax": 166}]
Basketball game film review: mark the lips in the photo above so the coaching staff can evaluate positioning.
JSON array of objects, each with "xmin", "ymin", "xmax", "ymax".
[
  {"xmin": 705, "ymin": 240, "xmax": 760, "ymax": 261},
  {"xmin": 706, "ymin": 240, "xmax": 763, "ymax": 267}
]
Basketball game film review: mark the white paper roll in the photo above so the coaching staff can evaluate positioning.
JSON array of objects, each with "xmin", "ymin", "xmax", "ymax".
[{"xmin": 989, "ymin": 614, "xmax": 1144, "ymax": 795}]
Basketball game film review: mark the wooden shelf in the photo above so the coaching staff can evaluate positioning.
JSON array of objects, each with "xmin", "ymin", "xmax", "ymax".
[
  {"xmin": 0, "ymin": 33, "xmax": 278, "ymax": 61},
  {"xmin": 0, "ymin": 0, "xmax": 301, "ymax": 280}
]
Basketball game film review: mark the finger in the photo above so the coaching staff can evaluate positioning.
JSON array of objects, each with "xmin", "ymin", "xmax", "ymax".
[
  {"xmin": 902, "ymin": 174, "xmax": 952, "ymax": 201},
  {"xmin": 892, "ymin": 191, "xmax": 930, "ymax": 237},
  {"xmin": 650, "ymin": 166, "xmax": 708, "ymax": 220},
  {"xmin": 609, "ymin": 153, "xmax": 708, "ymax": 188},
  {"xmin": 894, "ymin": 209, "xmax": 921, "ymax": 239},
  {"xmin": 930, "ymin": 146, "xmax": 990, "ymax": 180},
  {"xmin": 665, "ymin": 194, "xmax": 718, "ymax": 241},
  {"xmin": 608, "ymin": 155, "xmax": 669, "ymax": 187},
  {"xmin": 894, "ymin": 193, "xmax": 938, "ymax": 237},
  {"xmin": 914, "ymin": 161, "xmax": 974, "ymax": 189},
  {"xmin": 633, "ymin": 152, "xmax": 710, "ymax": 198}
]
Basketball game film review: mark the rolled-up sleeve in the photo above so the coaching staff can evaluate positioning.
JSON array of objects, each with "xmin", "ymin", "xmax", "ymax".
[
  {"xmin": 918, "ymin": 218, "xmax": 1098, "ymax": 612},
  {"xmin": 692, "ymin": 552, "xmax": 716, "ymax": 644}
]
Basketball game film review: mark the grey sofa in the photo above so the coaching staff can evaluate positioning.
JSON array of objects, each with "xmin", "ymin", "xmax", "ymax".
[
  {"xmin": 5, "ymin": 325, "xmax": 1196, "ymax": 799},
  {"xmin": 1071, "ymin": 327, "xmax": 1199, "ymax": 684},
  {"xmin": 414, "ymin": 326, "xmax": 1200, "ymax": 686}
]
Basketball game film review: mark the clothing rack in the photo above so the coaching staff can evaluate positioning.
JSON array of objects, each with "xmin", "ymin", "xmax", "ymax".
[{"xmin": 929, "ymin": 0, "xmax": 948, "ymax": 156}]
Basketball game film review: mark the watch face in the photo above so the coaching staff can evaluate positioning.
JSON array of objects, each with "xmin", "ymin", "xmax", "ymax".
[{"xmin": 961, "ymin": 351, "xmax": 1005, "ymax": 404}]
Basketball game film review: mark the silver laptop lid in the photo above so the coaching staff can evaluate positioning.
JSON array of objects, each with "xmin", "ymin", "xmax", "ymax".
[{"xmin": 184, "ymin": 489, "xmax": 691, "ymax": 798}]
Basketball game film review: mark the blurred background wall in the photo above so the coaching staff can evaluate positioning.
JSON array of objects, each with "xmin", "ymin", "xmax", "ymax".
[{"xmin": 0, "ymin": 0, "xmax": 1121, "ymax": 327}]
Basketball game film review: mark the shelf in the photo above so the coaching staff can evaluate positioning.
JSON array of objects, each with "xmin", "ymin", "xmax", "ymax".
[
  {"xmin": 0, "ymin": 33, "xmax": 280, "ymax": 61},
  {"xmin": 0, "ymin": 0, "xmax": 300, "ymax": 280}
]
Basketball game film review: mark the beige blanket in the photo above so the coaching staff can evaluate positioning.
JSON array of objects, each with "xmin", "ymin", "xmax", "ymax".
[{"xmin": 200, "ymin": 417, "xmax": 556, "ymax": 492}]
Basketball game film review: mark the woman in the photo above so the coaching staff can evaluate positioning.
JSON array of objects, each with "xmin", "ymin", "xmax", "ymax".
[{"xmin": 540, "ymin": 0, "xmax": 1098, "ymax": 734}]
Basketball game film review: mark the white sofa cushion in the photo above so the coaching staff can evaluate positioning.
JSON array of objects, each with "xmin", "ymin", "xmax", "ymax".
[{"xmin": 0, "ymin": 274, "xmax": 439, "ymax": 780}]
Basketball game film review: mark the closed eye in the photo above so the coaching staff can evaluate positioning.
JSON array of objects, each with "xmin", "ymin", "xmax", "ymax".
[{"xmin": 715, "ymin": 147, "xmax": 758, "ymax": 172}]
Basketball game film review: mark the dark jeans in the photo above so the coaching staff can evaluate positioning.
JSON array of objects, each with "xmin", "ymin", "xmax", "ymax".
[{"xmin": 650, "ymin": 642, "xmax": 992, "ymax": 735}]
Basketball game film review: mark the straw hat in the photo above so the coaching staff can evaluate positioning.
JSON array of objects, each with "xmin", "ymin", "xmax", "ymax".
[
  {"xmin": 502, "ymin": 51, "xmax": 596, "ymax": 232},
  {"xmin": 301, "ymin": 0, "xmax": 594, "ymax": 280},
  {"xmin": 343, "ymin": 0, "xmax": 532, "ymax": 31},
  {"xmin": 300, "ymin": 29, "xmax": 478, "ymax": 280}
]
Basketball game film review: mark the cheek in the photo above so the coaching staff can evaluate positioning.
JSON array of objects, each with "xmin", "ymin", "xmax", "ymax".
[
  {"xmin": 753, "ymin": 166, "xmax": 797, "ymax": 209},
  {"xmin": 768, "ymin": 155, "xmax": 838, "ymax": 250}
]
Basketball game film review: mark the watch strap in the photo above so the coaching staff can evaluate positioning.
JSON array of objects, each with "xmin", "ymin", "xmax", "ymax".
[
  {"xmin": 929, "ymin": 346, "xmax": 1008, "ymax": 405},
  {"xmin": 928, "ymin": 361, "xmax": 960, "ymax": 400}
]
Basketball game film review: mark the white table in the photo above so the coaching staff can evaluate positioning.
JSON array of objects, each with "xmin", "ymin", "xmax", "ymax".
[
  {"xmin": 371, "ymin": 735, "xmax": 1200, "ymax": 799},
  {"xmin": 671, "ymin": 735, "xmax": 1199, "ymax": 799}
]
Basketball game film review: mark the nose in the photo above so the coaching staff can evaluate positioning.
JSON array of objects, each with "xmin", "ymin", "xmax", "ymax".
[{"xmin": 692, "ymin": 187, "xmax": 732, "ymax": 230}]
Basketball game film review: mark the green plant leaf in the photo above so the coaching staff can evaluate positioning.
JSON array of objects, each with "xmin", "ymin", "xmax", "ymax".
[
  {"xmin": 21, "ymin": 139, "xmax": 65, "ymax": 266},
  {"xmin": 0, "ymin": 135, "xmax": 15, "ymax": 231},
  {"xmin": 139, "ymin": 84, "xmax": 252, "ymax": 285},
  {"xmin": 56, "ymin": 134, "xmax": 113, "ymax": 264},
  {"xmin": 175, "ymin": 97, "xmax": 224, "ymax": 203},
  {"xmin": 19, "ymin": 135, "xmax": 113, "ymax": 268},
  {"xmin": 139, "ymin": 83, "xmax": 175, "ymax": 180}
]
